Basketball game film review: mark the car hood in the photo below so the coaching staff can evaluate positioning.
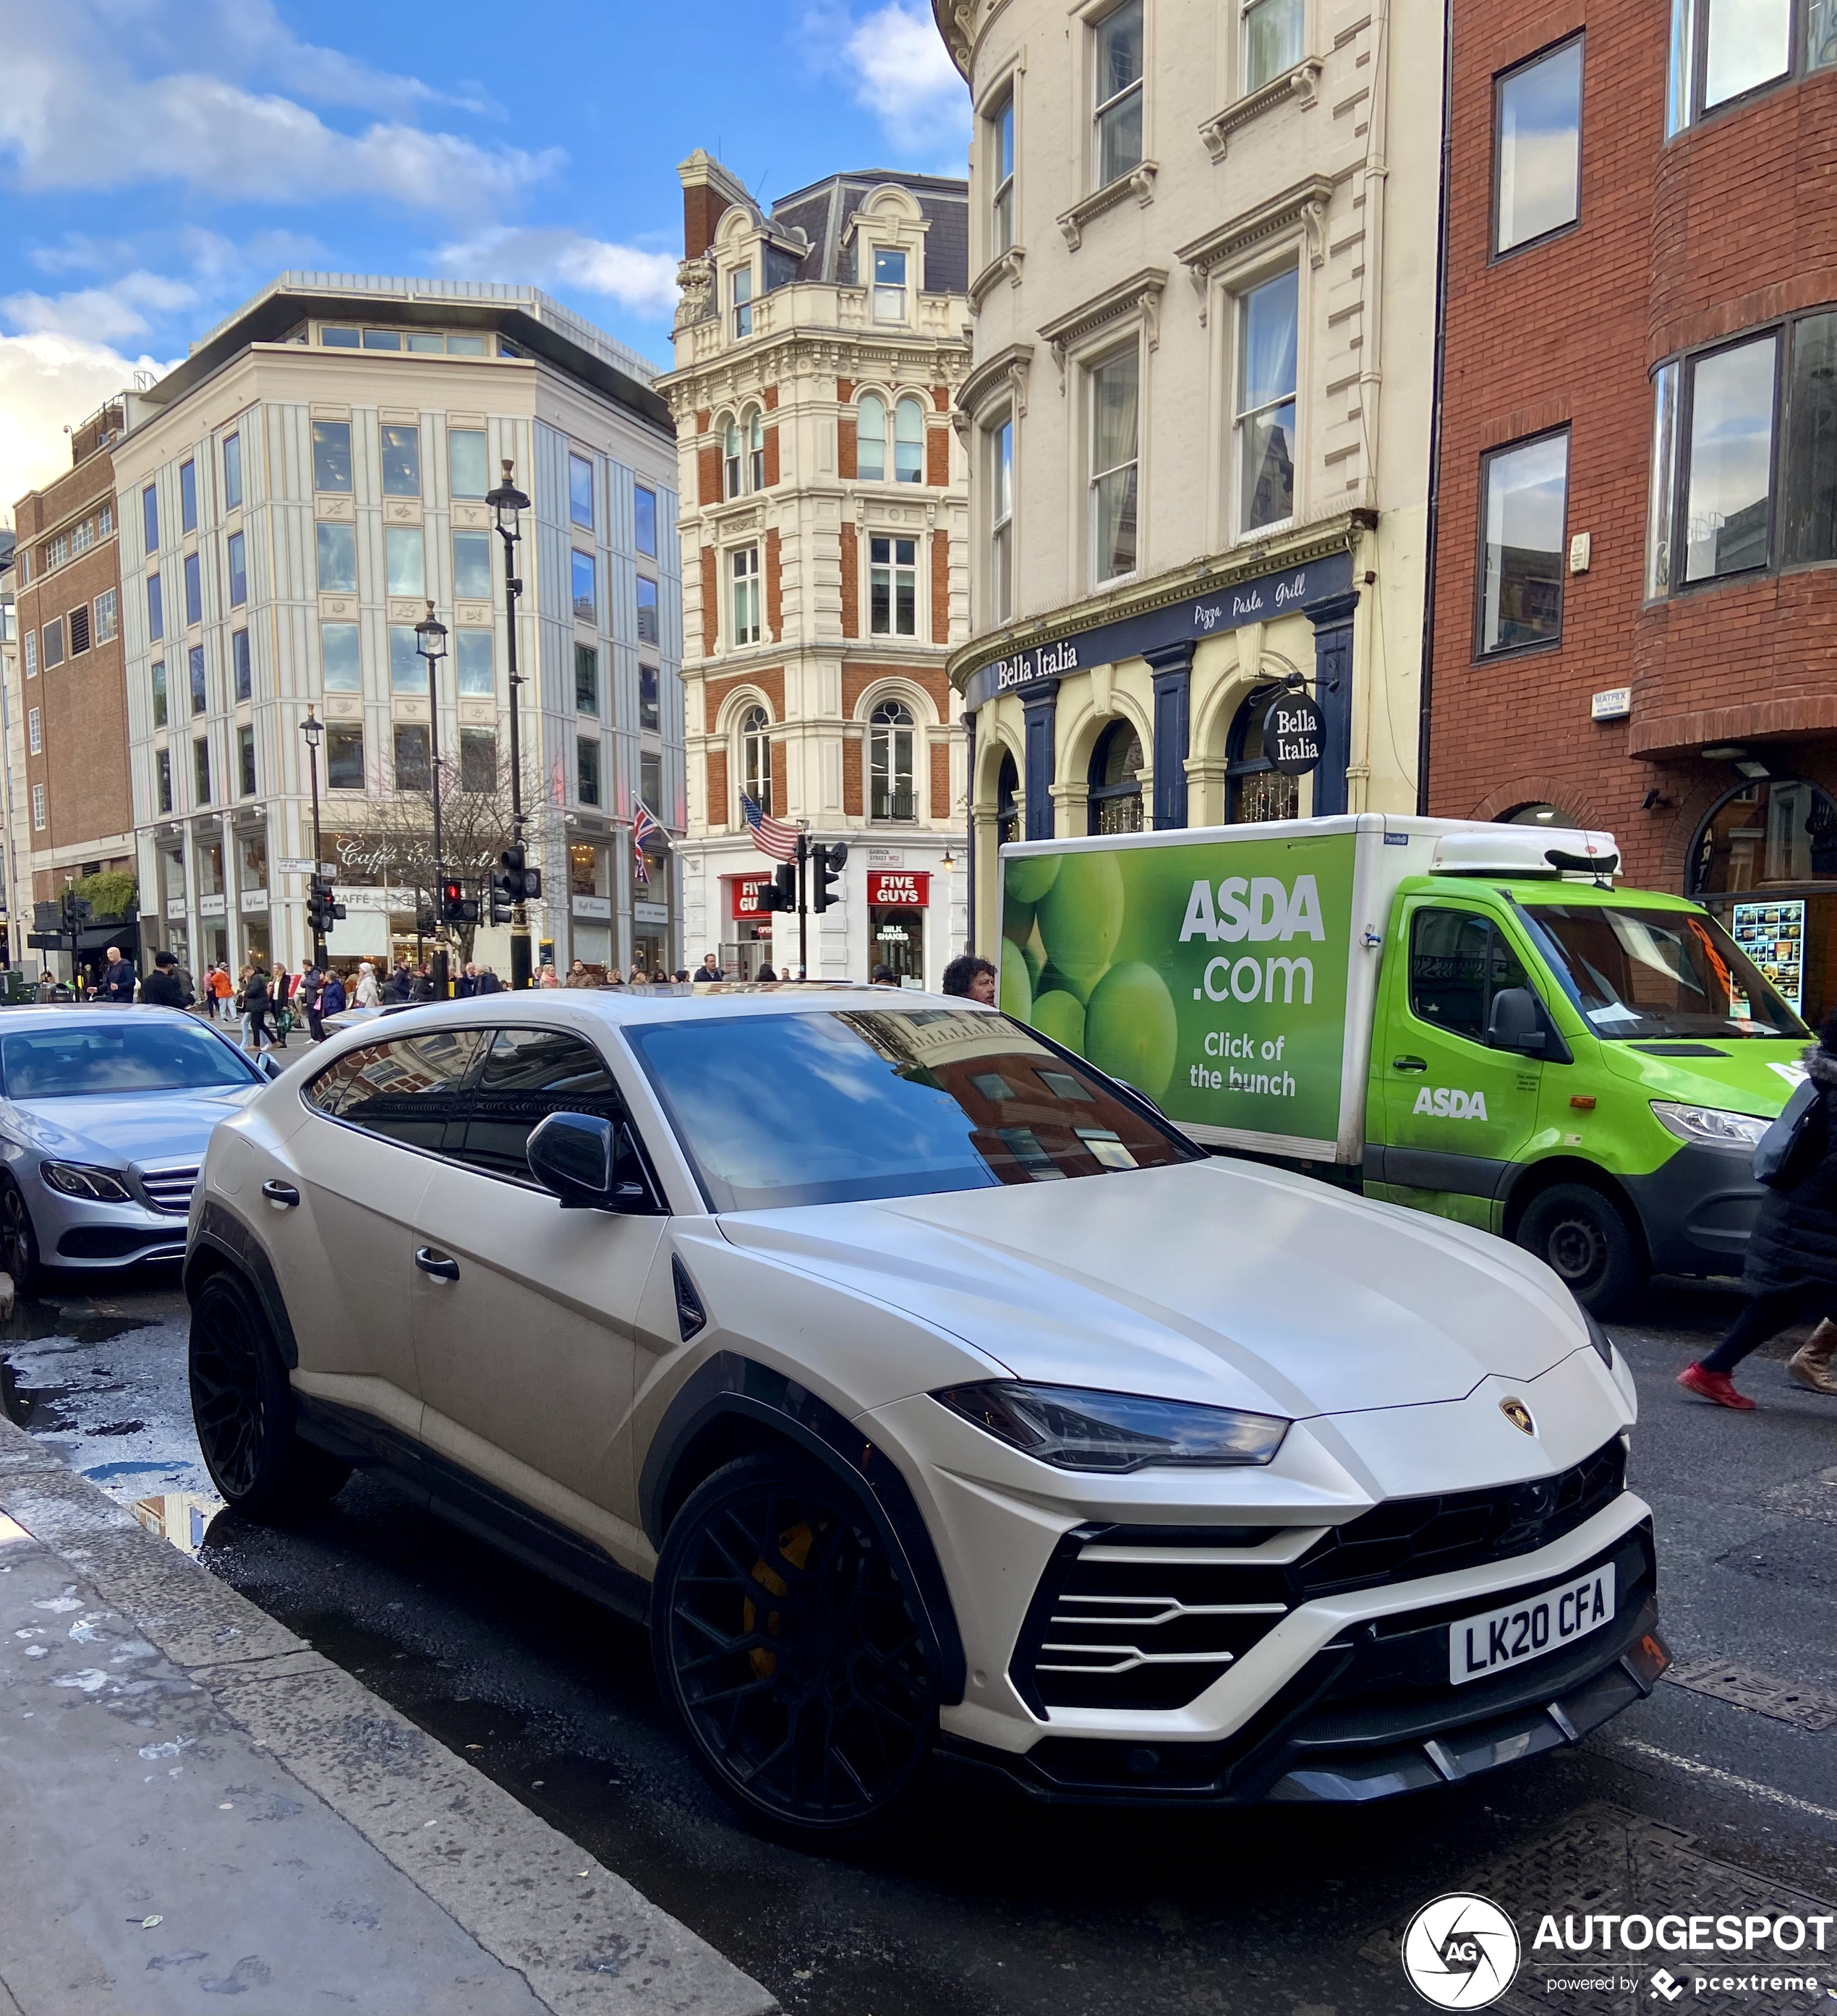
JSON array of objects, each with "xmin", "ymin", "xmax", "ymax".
[
  {"xmin": 716, "ymin": 1158, "xmax": 1590, "ymax": 1419},
  {"xmin": 9, "ymin": 1087, "xmax": 259, "ymax": 1167},
  {"xmin": 1597, "ymin": 1035, "xmax": 1807, "ymax": 1116}
]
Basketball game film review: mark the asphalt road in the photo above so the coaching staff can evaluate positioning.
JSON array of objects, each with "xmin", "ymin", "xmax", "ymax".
[{"xmin": 6, "ymin": 1265, "xmax": 1837, "ymax": 2016}]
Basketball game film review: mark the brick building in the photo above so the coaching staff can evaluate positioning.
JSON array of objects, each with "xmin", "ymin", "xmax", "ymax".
[
  {"xmin": 660, "ymin": 153, "xmax": 970, "ymax": 983},
  {"xmin": 1426, "ymin": 0, "xmax": 1837, "ymax": 1025},
  {"xmin": 9, "ymin": 403, "xmax": 137, "ymax": 979}
]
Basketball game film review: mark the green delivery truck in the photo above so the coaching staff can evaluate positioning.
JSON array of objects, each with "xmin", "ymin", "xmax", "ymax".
[{"xmin": 997, "ymin": 815, "xmax": 1812, "ymax": 1312}]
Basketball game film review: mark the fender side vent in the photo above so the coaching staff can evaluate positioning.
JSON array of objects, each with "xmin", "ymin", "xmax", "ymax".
[{"xmin": 672, "ymin": 1256, "xmax": 707, "ymax": 1341}]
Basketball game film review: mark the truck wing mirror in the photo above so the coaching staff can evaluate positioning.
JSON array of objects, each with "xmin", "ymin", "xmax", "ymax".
[{"xmin": 1487, "ymin": 986, "xmax": 1573, "ymax": 1065}]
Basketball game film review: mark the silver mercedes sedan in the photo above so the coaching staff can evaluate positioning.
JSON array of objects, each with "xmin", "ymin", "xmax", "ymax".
[{"xmin": 0, "ymin": 1006, "xmax": 270, "ymax": 1288}]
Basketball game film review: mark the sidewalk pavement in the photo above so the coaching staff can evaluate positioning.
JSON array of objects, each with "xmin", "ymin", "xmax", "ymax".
[{"xmin": 0, "ymin": 1414, "xmax": 779, "ymax": 2016}]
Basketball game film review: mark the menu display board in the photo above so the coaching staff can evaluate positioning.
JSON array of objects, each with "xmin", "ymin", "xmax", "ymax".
[{"xmin": 1731, "ymin": 897, "xmax": 1805, "ymax": 1017}]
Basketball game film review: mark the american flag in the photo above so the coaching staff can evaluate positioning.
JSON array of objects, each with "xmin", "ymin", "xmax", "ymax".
[
  {"xmin": 631, "ymin": 800, "xmax": 664, "ymax": 887},
  {"xmin": 740, "ymin": 793, "xmax": 801, "ymax": 864}
]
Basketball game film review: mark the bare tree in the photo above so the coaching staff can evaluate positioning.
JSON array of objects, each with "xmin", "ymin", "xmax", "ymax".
[{"xmin": 357, "ymin": 743, "xmax": 551, "ymax": 967}]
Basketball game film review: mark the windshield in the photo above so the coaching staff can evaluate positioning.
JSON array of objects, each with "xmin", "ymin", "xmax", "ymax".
[
  {"xmin": 0, "ymin": 1020, "xmax": 260, "ymax": 1098},
  {"xmin": 627, "ymin": 1007, "xmax": 1201, "ymax": 1212},
  {"xmin": 1518, "ymin": 903, "xmax": 1807, "ymax": 1042}
]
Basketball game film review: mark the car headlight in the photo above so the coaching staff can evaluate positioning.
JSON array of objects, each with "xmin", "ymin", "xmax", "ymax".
[
  {"xmin": 1582, "ymin": 1306, "xmax": 1615, "ymax": 1368},
  {"xmin": 1650, "ymin": 1101, "xmax": 1769, "ymax": 1149},
  {"xmin": 41, "ymin": 1160, "xmax": 134, "ymax": 1203},
  {"xmin": 932, "ymin": 1380, "xmax": 1290, "ymax": 1472}
]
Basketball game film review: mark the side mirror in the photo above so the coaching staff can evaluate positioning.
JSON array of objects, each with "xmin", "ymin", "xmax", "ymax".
[
  {"xmin": 256, "ymin": 1051, "xmax": 284, "ymax": 1080},
  {"xmin": 1487, "ymin": 986, "xmax": 1573, "ymax": 1064},
  {"xmin": 527, "ymin": 1111, "xmax": 649, "ymax": 1212}
]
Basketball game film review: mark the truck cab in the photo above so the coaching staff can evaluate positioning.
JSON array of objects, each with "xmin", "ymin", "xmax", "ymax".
[{"xmin": 1365, "ymin": 865, "xmax": 1806, "ymax": 1310}]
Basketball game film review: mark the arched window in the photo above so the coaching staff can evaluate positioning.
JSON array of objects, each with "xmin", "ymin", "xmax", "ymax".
[
  {"xmin": 858, "ymin": 394, "xmax": 887, "ymax": 482},
  {"xmin": 895, "ymin": 396, "xmax": 925, "ymax": 483},
  {"xmin": 748, "ymin": 409, "xmax": 765, "ymax": 492},
  {"xmin": 1087, "ymin": 720, "xmax": 1144, "ymax": 834},
  {"xmin": 869, "ymin": 699, "xmax": 916, "ymax": 821},
  {"xmin": 723, "ymin": 416, "xmax": 743, "ymax": 498},
  {"xmin": 740, "ymin": 704, "xmax": 772, "ymax": 814},
  {"xmin": 996, "ymin": 749, "xmax": 1020, "ymax": 847},
  {"xmin": 1502, "ymin": 802, "xmax": 1579, "ymax": 827},
  {"xmin": 1226, "ymin": 686, "xmax": 1300, "ymax": 824}
]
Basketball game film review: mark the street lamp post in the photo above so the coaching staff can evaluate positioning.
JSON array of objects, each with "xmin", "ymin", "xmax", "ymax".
[
  {"xmin": 415, "ymin": 601, "xmax": 451, "ymax": 998},
  {"xmin": 485, "ymin": 458, "xmax": 532, "ymax": 988},
  {"xmin": 299, "ymin": 708, "xmax": 326, "ymax": 970}
]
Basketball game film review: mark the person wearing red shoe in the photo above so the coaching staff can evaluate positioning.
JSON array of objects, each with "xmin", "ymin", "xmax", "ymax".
[{"xmin": 1680, "ymin": 1018, "xmax": 1837, "ymax": 1409}]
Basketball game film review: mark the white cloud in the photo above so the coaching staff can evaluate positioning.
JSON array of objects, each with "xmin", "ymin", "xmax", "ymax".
[
  {"xmin": 2, "ymin": 273, "xmax": 200, "ymax": 346},
  {"xmin": 0, "ymin": 334, "xmax": 179, "ymax": 518},
  {"xmin": 807, "ymin": 4, "xmax": 970, "ymax": 159},
  {"xmin": 0, "ymin": 4, "xmax": 556, "ymax": 215},
  {"xmin": 432, "ymin": 228, "xmax": 682, "ymax": 320}
]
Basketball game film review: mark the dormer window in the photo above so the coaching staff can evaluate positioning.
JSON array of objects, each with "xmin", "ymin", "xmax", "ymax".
[
  {"xmin": 733, "ymin": 265, "xmax": 754, "ymax": 338},
  {"xmin": 874, "ymin": 248, "xmax": 908, "ymax": 323}
]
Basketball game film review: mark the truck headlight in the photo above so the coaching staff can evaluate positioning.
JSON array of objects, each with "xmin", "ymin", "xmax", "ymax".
[
  {"xmin": 933, "ymin": 1380, "xmax": 1289, "ymax": 1472},
  {"xmin": 41, "ymin": 1160, "xmax": 134, "ymax": 1203},
  {"xmin": 1650, "ymin": 1101, "xmax": 1769, "ymax": 1150}
]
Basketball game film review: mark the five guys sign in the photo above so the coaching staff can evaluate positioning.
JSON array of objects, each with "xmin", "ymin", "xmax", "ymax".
[
  {"xmin": 866, "ymin": 871, "xmax": 929, "ymax": 907},
  {"xmin": 731, "ymin": 875, "xmax": 774, "ymax": 921}
]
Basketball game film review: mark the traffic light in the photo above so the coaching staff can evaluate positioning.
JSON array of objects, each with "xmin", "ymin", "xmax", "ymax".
[
  {"xmin": 811, "ymin": 841, "xmax": 848, "ymax": 913},
  {"xmin": 440, "ymin": 879, "xmax": 478, "ymax": 926},
  {"xmin": 762, "ymin": 862, "xmax": 797, "ymax": 913},
  {"xmin": 495, "ymin": 845, "xmax": 542, "ymax": 911},
  {"xmin": 488, "ymin": 877, "xmax": 513, "ymax": 926},
  {"xmin": 306, "ymin": 874, "xmax": 346, "ymax": 939}
]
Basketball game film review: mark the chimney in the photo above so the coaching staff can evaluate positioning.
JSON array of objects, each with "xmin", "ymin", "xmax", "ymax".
[{"xmin": 678, "ymin": 149, "xmax": 755, "ymax": 262}]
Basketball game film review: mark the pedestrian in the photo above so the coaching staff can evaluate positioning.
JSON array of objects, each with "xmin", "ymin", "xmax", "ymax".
[
  {"xmin": 756, "ymin": 960, "xmax": 778, "ymax": 983},
  {"xmin": 456, "ymin": 962, "xmax": 479, "ymax": 999},
  {"xmin": 871, "ymin": 964, "xmax": 900, "ymax": 987},
  {"xmin": 1790, "ymin": 1319, "xmax": 1837, "ymax": 1394},
  {"xmin": 942, "ymin": 954, "xmax": 997, "ymax": 1005},
  {"xmin": 673, "ymin": 968, "xmax": 690, "ymax": 983},
  {"xmin": 537, "ymin": 962, "xmax": 561, "ymax": 988},
  {"xmin": 210, "ymin": 962, "xmax": 235, "ymax": 1023},
  {"xmin": 354, "ymin": 961, "xmax": 380, "ymax": 1008},
  {"xmin": 242, "ymin": 961, "xmax": 275, "ymax": 1054},
  {"xmin": 320, "ymin": 969, "xmax": 348, "ymax": 1018},
  {"xmin": 1680, "ymin": 1019, "xmax": 1837, "ymax": 1408},
  {"xmin": 477, "ymin": 965, "xmax": 502, "ymax": 996},
  {"xmin": 628, "ymin": 965, "xmax": 649, "ymax": 988},
  {"xmin": 388, "ymin": 960, "xmax": 414, "ymax": 1003},
  {"xmin": 297, "ymin": 962, "xmax": 326, "ymax": 1042},
  {"xmin": 140, "ymin": 950, "xmax": 189, "ymax": 1009},
  {"xmin": 411, "ymin": 964, "xmax": 435, "ymax": 1002},
  {"xmin": 697, "ymin": 952, "xmax": 723, "ymax": 982},
  {"xmin": 35, "ymin": 970, "xmax": 56, "ymax": 1004},
  {"xmin": 565, "ymin": 960, "xmax": 593, "ymax": 988},
  {"xmin": 101, "ymin": 944, "xmax": 137, "ymax": 1003}
]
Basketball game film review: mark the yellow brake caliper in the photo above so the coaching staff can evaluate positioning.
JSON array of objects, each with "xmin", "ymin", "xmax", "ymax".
[{"xmin": 745, "ymin": 1519, "xmax": 819, "ymax": 1678}]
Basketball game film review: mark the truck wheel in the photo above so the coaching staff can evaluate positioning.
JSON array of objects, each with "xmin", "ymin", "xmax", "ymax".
[
  {"xmin": 189, "ymin": 1270, "xmax": 349, "ymax": 1520},
  {"xmin": 1516, "ymin": 1183, "xmax": 1646, "ymax": 1317}
]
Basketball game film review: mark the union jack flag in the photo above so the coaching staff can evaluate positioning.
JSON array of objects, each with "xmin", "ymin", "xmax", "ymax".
[
  {"xmin": 740, "ymin": 793, "xmax": 801, "ymax": 864},
  {"xmin": 631, "ymin": 800, "xmax": 664, "ymax": 887}
]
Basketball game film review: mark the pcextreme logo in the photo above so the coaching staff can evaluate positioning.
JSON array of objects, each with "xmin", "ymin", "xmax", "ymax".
[
  {"xmin": 1402, "ymin": 1893, "xmax": 1523, "ymax": 2008},
  {"xmin": 1414, "ymin": 1086, "xmax": 1491, "ymax": 1120}
]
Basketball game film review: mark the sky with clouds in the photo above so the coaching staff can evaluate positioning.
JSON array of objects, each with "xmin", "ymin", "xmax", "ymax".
[{"xmin": 0, "ymin": 0, "xmax": 970, "ymax": 520}]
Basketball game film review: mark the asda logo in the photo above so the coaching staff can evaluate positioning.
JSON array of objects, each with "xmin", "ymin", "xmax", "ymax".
[
  {"xmin": 1180, "ymin": 874, "xmax": 1326, "ymax": 944},
  {"xmin": 1414, "ymin": 1086, "xmax": 1490, "ymax": 1120}
]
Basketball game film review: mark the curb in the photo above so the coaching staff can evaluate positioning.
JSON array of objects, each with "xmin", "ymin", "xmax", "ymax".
[{"xmin": 0, "ymin": 1413, "xmax": 778, "ymax": 2016}]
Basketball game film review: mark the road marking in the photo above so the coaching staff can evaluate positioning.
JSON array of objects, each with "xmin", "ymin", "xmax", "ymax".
[{"xmin": 1609, "ymin": 1737, "xmax": 1837, "ymax": 1827}]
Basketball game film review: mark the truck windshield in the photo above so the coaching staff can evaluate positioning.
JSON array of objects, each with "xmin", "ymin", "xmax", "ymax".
[
  {"xmin": 1517, "ymin": 904, "xmax": 1806, "ymax": 1042},
  {"xmin": 628, "ymin": 1007, "xmax": 1201, "ymax": 1212}
]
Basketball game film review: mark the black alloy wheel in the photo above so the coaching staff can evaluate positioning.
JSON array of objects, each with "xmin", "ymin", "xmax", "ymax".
[
  {"xmin": 653, "ymin": 1453, "xmax": 938, "ymax": 1840},
  {"xmin": 0, "ymin": 1176, "xmax": 41, "ymax": 1294},
  {"xmin": 188, "ymin": 1270, "xmax": 348, "ymax": 1519},
  {"xmin": 1517, "ymin": 1182, "xmax": 1645, "ymax": 1317}
]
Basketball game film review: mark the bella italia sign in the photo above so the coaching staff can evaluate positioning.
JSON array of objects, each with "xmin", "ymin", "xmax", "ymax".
[{"xmin": 961, "ymin": 550, "xmax": 1353, "ymax": 714}]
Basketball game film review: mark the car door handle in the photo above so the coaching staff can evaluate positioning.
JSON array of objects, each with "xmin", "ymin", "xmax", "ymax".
[
  {"xmin": 1392, "ymin": 1056, "xmax": 1429, "ymax": 1073},
  {"xmin": 260, "ymin": 1180, "xmax": 299, "ymax": 1207},
  {"xmin": 414, "ymin": 1247, "xmax": 459, "ymax": 1283}
]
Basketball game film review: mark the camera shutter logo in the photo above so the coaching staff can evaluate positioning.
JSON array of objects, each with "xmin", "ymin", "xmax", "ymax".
[{"xmin": 1401, "ymin": 1893, "xmax": 1522, "ymax": 2009}]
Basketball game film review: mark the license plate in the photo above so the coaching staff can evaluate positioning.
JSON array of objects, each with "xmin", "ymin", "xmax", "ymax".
[{"xmin": 1448, "ymin": 1565, "xmax": 1615, "ymax": 1686}]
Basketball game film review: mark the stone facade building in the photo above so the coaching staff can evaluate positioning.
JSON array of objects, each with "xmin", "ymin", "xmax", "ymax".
[
  {"xmin": 933, "ymin": 0, "xmax": 1443, "ymax": 953},
  {"xmin": 108, "ymin": 273, "xmax": 683, "ymax": 982},
  {"xmin": 660, "ymin": 153, "xmax": 971, "ymax": 983},
  {"xmin": 8, "ymin": 404, "xmax": 137, "ymax": 976},
  {"xmin": 1425, "ymin": 0, "xmax": 1837, "ymax": 1027}
]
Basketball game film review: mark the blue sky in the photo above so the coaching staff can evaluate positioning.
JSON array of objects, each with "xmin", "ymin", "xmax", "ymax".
[{"xmin": 0, "ymin": 0, "xmax": 969, "ymax": 516}]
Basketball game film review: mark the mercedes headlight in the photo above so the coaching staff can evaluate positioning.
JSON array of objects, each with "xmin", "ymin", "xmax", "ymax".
[
  {"xmin": 933, "ymin": 1380, "xmax": 1289, "ymax": 1472},
  {"xmin": 41, "ymin": 1160, "xmax": 134, "ymax": 1203},
  {"xmin": 1650, "ymin": 1101, "xmax": 1769, "ymax": 1150}
]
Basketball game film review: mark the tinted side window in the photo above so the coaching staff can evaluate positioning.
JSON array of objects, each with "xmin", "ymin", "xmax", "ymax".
[
  {"xmin": 304, "ymin": 1031, "xmax": 488, "ymax": 1150},
  {"xmin": 456, "ymin": 1027, "xmax": 655, "ymax": 1198},
  {"xmin": 1409, "ymin": 910, "xmax": 1529, "ymax": 1043}
]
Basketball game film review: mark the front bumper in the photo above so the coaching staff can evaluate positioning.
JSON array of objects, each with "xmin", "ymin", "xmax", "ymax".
[
  {"xmin": 27, "ymin": 1167, "xmax": 196, "ymax": 1268},
  {"xmin": 938, "ymin": 1516, "xmax": 1663, "ymax": 1806},
  {"xmin": 1624, "ymin": 1141, "xmax": 1765, "ymax": 1277}
]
